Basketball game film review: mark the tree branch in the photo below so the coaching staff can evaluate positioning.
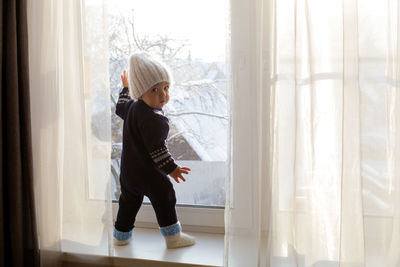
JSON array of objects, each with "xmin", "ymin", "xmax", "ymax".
[{"xmin": 167, "ymin": 111, "xmax": 228, "ymax": 120}]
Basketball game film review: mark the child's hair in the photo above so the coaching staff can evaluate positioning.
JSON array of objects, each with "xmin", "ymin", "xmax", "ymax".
[{"xmin": 128, "ymin": 52, "xmax": 172, "ymax": 100}]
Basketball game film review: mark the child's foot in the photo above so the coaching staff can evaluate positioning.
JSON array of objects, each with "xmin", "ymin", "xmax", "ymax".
[
  {"xmin": 113, "ymin": 228, "xmax": 133, "ymax": 246},
  {"xmin": 164, "ymin": 232, "xmax": 196, "ymax": 249},
  {"xmin": 159, "ymin": 221, "xmax": 195, "ymax": 249}
]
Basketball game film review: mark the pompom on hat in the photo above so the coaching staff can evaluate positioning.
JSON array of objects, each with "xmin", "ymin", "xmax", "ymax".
[{"xmin": 128, "ymin": 52, "xmax": 172, "ymax": 100}]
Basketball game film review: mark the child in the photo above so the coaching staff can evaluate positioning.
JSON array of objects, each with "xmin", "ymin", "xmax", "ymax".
[{"xmin": 113, "ymin": 52, "xmax": 195, "ymax": 249}]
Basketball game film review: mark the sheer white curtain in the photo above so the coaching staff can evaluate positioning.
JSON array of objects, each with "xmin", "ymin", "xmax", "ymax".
[
  {"xmin": 226, "ymin": 0, "xmax": 400, "ymax": 266},
  {"xmin": 27, "ymin": 0, "xmax": 112, "ymax": 266}
]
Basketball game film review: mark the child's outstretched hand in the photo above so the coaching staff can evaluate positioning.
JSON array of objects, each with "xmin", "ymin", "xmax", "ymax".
[
  {"xmin": 169, "ymin": 166, "xmax": 191, "ymax": 183},
  {"xmin": 121, "ymin": 70, "xmax": 129, "ymax": 88}
]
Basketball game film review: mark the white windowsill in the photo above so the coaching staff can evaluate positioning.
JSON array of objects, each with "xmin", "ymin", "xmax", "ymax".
[{"xmin": 62, "ymin": 222, "xmax": 224, "ymax": 267}]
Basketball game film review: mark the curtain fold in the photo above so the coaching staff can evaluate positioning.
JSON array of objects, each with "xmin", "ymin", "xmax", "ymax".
[
  {"xmin": 226, "ymin": 0, "xmax": 400, "ymax": 266},
  {"xmin": 0, "ymin": 0, "xmax": 40, "ymax": 266},
  {"xmin": 27, "ymin": 0, "xmax": 112, "ymax": 266}
]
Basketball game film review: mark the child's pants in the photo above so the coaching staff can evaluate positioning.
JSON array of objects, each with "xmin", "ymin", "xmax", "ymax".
[{"xmin": 114, "ymin": 176, "xmax": 178, "ymax": 232}]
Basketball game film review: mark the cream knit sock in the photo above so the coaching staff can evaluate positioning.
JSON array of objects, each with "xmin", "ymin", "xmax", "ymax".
[
  {"xmin": 160, "ymin": 221, "xmax": 195, "ymax": 249},
  {"xmin": 164, "ymin": 232, "xmax": 195, "ymax": 249}
]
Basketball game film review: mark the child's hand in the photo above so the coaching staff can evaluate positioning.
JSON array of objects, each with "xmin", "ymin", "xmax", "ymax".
[
  {"xmin": 121, "ymin": 70, "xmax": 129, "ymax": 88},
  {"xmin": 169, "ymin": 166, "xmax": 191, "ymax": 183}
]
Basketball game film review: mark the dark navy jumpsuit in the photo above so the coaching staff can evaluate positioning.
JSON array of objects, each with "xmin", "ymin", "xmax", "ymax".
[{"xmin": 114, "ymin": 87, "xmax": 178, "ymax": 232}]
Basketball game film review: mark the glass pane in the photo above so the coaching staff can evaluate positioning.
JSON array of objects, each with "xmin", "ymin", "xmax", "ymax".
[{"xmin": 108, "ymin": 0, "xmax": 229, "ymax": 207}]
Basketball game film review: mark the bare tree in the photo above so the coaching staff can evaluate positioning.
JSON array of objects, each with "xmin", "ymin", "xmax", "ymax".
[{"xmin": 107, "ymin": 9, "xmax": 228, "ymax": 200}]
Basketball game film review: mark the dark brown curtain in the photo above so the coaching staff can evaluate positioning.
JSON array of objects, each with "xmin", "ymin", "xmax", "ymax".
[{"xmin": 0, "ymin": 0, "xmax": 40, "ymax": 266}]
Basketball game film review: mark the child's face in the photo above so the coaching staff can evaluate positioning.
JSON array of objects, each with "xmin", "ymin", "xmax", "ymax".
[{"xmin": 140, "ymin": 82, "xmax": 170, "ymax": 109}]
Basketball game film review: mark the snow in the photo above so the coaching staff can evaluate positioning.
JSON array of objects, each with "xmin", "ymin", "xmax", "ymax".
[{"xmin": 166, "ymin": 79, "xmax": 228, "ymax": 161}]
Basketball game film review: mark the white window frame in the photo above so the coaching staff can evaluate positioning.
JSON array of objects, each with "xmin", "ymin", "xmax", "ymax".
[
  {"xmin": 104, "ymin": 0, "xmax": 230, "ymax": 234},
  {"xmin": 112, "ymin": 202, "xmax": 225, "ymax": 234}
]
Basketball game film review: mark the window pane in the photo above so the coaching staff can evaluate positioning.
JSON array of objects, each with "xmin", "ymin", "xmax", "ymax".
[{"xmin": 108, "ymin": 0, "xmax": 229, "ymax": 207}]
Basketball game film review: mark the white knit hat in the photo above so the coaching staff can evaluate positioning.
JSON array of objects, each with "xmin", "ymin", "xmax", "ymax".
[{"xmin": 128, "ymin": 52, "xmax": 172, "ymax": 100}]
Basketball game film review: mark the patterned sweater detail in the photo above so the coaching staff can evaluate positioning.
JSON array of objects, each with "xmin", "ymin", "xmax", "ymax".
[{"xmin": 116, "ymin": 87, "xmax": 133, "ymax": 120}]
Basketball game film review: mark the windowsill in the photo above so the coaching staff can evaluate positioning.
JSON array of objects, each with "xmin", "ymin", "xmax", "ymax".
[{"xmin": 62, "ymin": 222, "xmax": 224, "ymax": 267}]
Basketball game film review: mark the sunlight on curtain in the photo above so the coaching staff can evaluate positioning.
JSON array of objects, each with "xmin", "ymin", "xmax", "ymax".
[
  {"xmin": 27, "ymin": 0, "xmax": 112, "ymax": 266},
  {"xmin": 28, "ymin": 1, "xmax": 63, "ymax": 265},
  {"xmin": 226, "ymin": 0, "xmax": 400, "ymax": 266}
]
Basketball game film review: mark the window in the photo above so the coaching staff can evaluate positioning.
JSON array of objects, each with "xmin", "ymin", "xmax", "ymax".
[
  {"xmin": 107, "ymin": 0, "xmax": 229, "ymax": 208},
  {"xmin": 85, "ymin": 0, "xmax": 229, "ymax": 230}
]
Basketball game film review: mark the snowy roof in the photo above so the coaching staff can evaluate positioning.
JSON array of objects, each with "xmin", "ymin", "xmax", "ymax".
[{"xmin": 165, "ymin": 79, "xmax": 228, "ymax": 161}]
